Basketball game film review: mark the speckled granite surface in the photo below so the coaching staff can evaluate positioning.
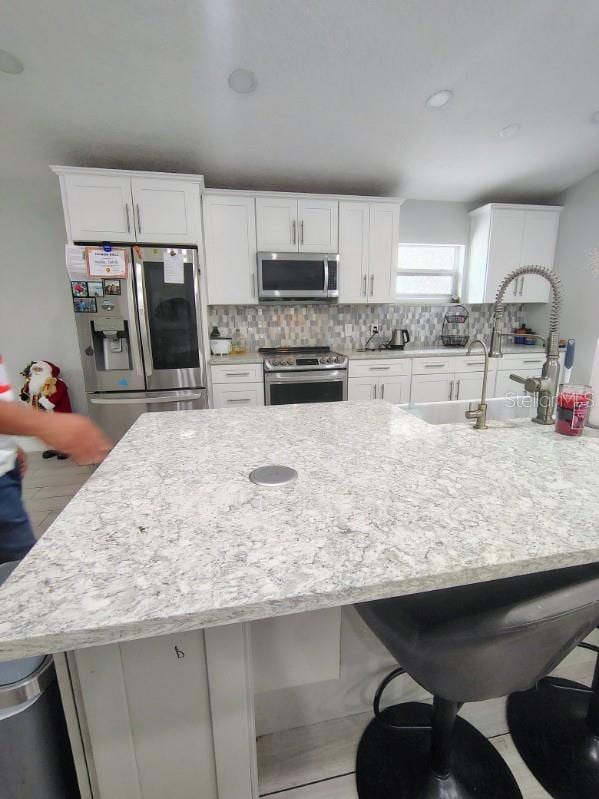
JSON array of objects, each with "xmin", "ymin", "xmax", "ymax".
[
  {"xmin": 0, "ymin": 401, "xmax": 597, "ymax": 659},
  {"xmin": 209, "ymin": 353, "xmax": 263, "ymax": 365}
]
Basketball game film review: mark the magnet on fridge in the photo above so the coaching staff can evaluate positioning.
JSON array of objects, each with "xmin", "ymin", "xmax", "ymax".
[
  {"xmin": 118, "ymin": 378, "xmax": 128, "ymax": 387},
  {"xmin": 102, "ymin": 243, "xmax": 113, "ymax": 252}
]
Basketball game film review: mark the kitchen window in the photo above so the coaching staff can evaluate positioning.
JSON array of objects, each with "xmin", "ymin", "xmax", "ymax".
[{"xmin": 395, "ymin": 243, "xmax": 464, "ymax": 302}]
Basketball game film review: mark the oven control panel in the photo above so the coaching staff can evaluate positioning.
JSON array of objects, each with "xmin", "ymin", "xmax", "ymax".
[{"xmin": 263, "ymin": 352, "xmax": 348, "ymax": 371}]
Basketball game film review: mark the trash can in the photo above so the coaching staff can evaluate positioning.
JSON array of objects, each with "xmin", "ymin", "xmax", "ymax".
[{"xmin": 0, "ymin": 561, "xmax": 80, "ymax": 798}]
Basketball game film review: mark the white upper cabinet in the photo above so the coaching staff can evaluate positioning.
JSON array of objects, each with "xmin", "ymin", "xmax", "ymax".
[
  {"xmin": 297, "ymin": 199, "xmax": 338, "ymax": 252},
  {"xmin": 256, "ymin": 196, "xmax": 338, "ymax": 252},
  {"xmin": 338, "ymin": 202, "xmax": 370, "ymax": 303},
  {"xmin": 518, "ymin": 210, "xmax": 561, "ymax": 302},
  {"xmin": 255, "ymin": 197, "xmax": 297, "ymax": 250},
  {"xmin": 203, "ymin": 194, "xmax": 257, "ymax": 305},
  {"xmin": 368, "ymin": 203, "xmax": 400, "ymax": 303},
  {"xmin": 52, "ymin": 167, "xmax": 204, "ymax": 244},
  {"xmin": 130, "ymin": 178, "xmax": 200, "ymax": 245},
  {"xmin": 466, "ymin": 204, "xmax": 561, "ymax": 304},
  {"xmin": 338, "ymin": 201, "xmax": 401, "ymax": 304},
  {"xmin": 63, "ymin": 173, "xmax": 134, "ymax": 242}
]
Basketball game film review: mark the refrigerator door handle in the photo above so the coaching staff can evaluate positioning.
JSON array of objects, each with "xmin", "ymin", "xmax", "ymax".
[
  {"xmin": 126, "ymin": 257, "xmax": 145, "ymax": 378},
  {"xmin": 88, "ymin": 393, "xmax": 206, "ymax": 406},
  {"xmin": 134, "ymin": 259, "xmax": 154, "ymax": 377}
]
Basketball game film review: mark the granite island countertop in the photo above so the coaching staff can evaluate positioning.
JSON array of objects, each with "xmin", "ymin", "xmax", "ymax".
[{"xmin": 0, "ymin": 401, "xmax": 598, "ymax": 659}]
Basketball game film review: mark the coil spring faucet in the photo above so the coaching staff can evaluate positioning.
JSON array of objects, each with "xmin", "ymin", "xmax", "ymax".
[{"xmin": 489, "ymin": 265, "xmax": 562, "ymax": 425}]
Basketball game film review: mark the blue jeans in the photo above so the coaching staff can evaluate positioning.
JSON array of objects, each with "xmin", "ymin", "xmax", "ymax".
[{"xmin": 0, "ymin": 467, "xmax": 36, "ymax": 563}]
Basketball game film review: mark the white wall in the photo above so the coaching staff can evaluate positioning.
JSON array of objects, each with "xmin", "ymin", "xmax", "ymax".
[
  {"xmin": 399, "ymin": 199, "xmax": 470, "ymax": 245},
  {"xmin": 0, "ymin": 174, "xmax": 86, "ymax": 411},
  {"xmin": 533, "ymin": 169, "xmax": 599, "ymax": 384}
]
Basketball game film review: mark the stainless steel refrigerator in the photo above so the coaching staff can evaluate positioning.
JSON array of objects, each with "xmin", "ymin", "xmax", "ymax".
[{"xmin": 72, "ymin": 246, "xmax": 207, "ymax": 442}]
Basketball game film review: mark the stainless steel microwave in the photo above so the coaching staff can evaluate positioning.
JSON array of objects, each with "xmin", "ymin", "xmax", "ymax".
[{"xmin": 257, "ymin": 252, "xmax": 339, "ymax": 301}]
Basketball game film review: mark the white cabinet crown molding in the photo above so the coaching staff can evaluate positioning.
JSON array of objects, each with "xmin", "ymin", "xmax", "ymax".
[
  {"xmin": 469, "ymin": 202, "xmax": 562, "ymax": 216},
  {"xmin": 203, "ymin": 187, "xmax": 405, "ymax": 204},
  {"xmin": 50, "ymin": 165, "xmax": 205, "ymax": 185}
]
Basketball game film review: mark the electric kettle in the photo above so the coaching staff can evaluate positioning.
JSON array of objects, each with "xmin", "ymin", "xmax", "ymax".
[{"xmin": 387, "ymin": 329, "xmax": 410, "ymax": 349}]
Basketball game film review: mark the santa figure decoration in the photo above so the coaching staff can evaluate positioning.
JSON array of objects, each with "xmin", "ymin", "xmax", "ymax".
[{"xmin": 20, "ymin": 360, "xmax": 73, "ymax": 459}]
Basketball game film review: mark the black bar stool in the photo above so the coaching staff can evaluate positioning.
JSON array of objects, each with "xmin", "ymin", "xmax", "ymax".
[
  {"xmin": 355, "ymin": 562, "xmax": 599, "ymax": 799},
  {"xmin": 508, "ymin": 628, "xmax": 599, "ymax": 797}
]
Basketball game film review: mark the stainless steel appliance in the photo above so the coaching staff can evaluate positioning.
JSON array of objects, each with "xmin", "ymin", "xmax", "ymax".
[
  {"xmin": 261, "ymin": 347, "xmax": 348, "ymax": 405},
  {"xmin": 387, "ymin": 329, "xmax": 411, "ymax": 349},
  {"xmin": 257, "ymin": 252, "xmax": 339, "ymax": 301},
  {"xmin": 73, "ymin": 246, "xmax": 207, "ymax": 441}
]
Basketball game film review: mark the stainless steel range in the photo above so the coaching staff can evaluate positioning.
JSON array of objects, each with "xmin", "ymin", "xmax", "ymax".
[{"xmin": 260, "ymin": 346, "xmax": 348, "ymax": 405}]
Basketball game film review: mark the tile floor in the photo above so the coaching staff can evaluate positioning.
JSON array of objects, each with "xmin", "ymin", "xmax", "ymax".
[
  {"xmin": 22, "ymin": 451, "xmax": 96, "ymax": 539},
  {"xmin": 20, "ymin": 451, "xmax": 591, "ymax": 798}
]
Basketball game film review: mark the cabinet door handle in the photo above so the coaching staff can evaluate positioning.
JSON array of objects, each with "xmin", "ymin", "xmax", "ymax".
[
  {"xmin": 362, "ymin": 275, "xmax": 367, "ymax": 296},
  {"xmin": 373, "ymin": 384, "xmax": 377, "ymax": 399},
  {"xmin": 369, "ymin": 366, "xmax": 391, "ymax": 370},
  {"xmin": 449, "ymin": 380, "xmax": 454, "ymax": 400},
  {"xmin": 513, "ymin": 280, "xmax": 518, "ymax": 297},
  {"xmin": 456, "ymin": 379, "xmax": 461, "ymax": 400},
  {"xmin": 136, "ymin": 204, "xmax": 142, "ymax": 233},
  {"xmin": 292, "ymin": 220, "xmax": 297, "ymax": 245},
  {"xmin": 519, "ymin": 276, "xmax": 524, "ymax": 296},
  {"xmin": 381, "ymin": 383, "xmax": 385, "ymax": 399},
  {"xmin": 251, "ymin": 273, "xmax": 256, "ymax": 298},
  {"xmin": 370, "ymin": 275, "xmax": 374, "ymax": 295},
  {"xmin": 425, "ymin": 363, "xmax": 444, "ymax": 368},
  {"xmin": 300, "ymin": 220, "xmax": 304, "ymax": 245},
  {"xmin": 125, "ymin": 204, "xmax": 131, "ymax": 234}
]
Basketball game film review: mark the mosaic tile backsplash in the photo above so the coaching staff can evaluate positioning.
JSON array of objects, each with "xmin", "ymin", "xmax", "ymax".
[{"xmin": 208, "ymin": 303, "xmax": 527, "ymax": 351}]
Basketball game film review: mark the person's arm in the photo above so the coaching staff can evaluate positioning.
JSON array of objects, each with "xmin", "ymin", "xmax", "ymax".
[{"xmin": 0, "ymin": 402, "xmax": 111, "ymax": 465}]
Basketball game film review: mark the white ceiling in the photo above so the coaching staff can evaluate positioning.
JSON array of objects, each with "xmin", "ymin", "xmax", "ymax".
[{"xmin": 3, "ymin": 0, "xmax": 599, "ymax": 202}]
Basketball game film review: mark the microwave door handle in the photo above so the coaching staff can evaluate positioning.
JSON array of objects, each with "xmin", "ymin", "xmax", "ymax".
[
  {"xmin": 134, "ymin": 260, "xmax": 154, "ymax": 377},
  {"xmin": 323, "ymin": 257, "xmax": 329, "ymax": 296}
]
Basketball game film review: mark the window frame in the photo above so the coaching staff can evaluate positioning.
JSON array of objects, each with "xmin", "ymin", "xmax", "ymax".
[{"xmin": 395, "ymin": 242, "xmax": 464, "ymax": 304}]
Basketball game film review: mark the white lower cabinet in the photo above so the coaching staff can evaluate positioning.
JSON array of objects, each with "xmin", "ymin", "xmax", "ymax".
[
  {"xmin": 453, "ymin": 372, "xmax": 485, "ymax": 401},
  {"xmin": 348, "ymin": 376, "xmax": 378, "ymax": 401},
  {"xmin": 347, "ymin": 374, "xmax": 410, "ymax": 403},
  {"xmin": 410, "ymin": 373, "xmax": 454, "ymax": 403},
  {"xmin": 211, "ymin": 363, "xmax": 265, "ymax": 409},
  {"xmin": 212, "ymin": 383, "xmax": 264, "ymax": 409}
]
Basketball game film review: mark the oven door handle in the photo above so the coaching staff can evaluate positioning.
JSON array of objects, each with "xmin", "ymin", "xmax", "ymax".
[{"xmin": 265, "ymin": 370, "xmax": 347, "ymax": 384}]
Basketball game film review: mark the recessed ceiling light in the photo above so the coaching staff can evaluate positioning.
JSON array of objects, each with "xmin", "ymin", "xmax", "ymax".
[
  {"xmin": 425, "ymin": 89, "xmax": 453, "ymax": 109},
  {"xmin": 499, "ymin": 123, "xmax": 522, "ymax": 138},
  {"xmin": 0, "ymin": 49, "xmax": 24, "ymax": 75},
  {"xmin": 591, "ymin": 110, "xmax": 599, "ymax": 124},
  {"xmin": 228, "ymin": 69, "xmax": 258, "ymax": 94}
]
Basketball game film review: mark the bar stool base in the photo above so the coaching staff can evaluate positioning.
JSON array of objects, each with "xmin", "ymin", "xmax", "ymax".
[
  {"xmin": 508, "ymin": 677, "xmax": 599, "ymax": 798},
  {"xmin": 356, "ymin": 702, "xmax": 522, "ymax": 799}
]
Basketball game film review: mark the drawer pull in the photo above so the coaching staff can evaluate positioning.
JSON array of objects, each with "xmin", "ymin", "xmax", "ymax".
[
  {"xmin": 225, "ymin": 371, "xmax": 251, "ymax": 376},
  {"xmin": 226, "ymin": 398, "xmax": 251, "ymax": 403},
  {"xmin": 467, "ymin": 361, "xmax": 484, "ymax": 367},
  {"xmin": 369, "ymin": 366, "xmax": 391, "ymax": 371},
  {"xmin": 523, "ymin": 360, "xmax": 543, "ymax": 364},
  {"xmin": 424, "ymin": 364, "xmax": 444, "ymax": 368}
]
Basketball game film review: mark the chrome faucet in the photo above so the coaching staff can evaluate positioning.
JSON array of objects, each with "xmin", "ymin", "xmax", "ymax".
[
  {"xmin": 464, "ymin": 339, "xmax": 490, "ymax": 430},
  {"xmin": 489, "ymin": 265, "xmax": 562, "ymax": 425}
]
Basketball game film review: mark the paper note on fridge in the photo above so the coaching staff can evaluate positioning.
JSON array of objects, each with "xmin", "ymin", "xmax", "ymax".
[
  {"xmin": 163, "ymin": 250, "xmax": 184, "ymax": 284},
  {"xmin": 86, "ymin": 247, "xmax": 128, "ymax": 278},
  {"xmin": 65, "ymin": 245, "xmax": 88, "ymax": 281}
]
